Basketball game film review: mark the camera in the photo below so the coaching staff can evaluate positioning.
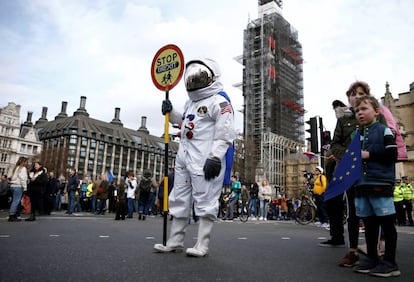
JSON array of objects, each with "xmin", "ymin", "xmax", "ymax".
[{"xmin": 303, "ymin": 170, "xmax": 314, "ymax": 181}]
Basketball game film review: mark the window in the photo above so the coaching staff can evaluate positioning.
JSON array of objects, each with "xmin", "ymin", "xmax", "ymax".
[
  {"xmin": 69, "ymin": 135, "xmax": 77, "ymax": 145},
  {"xmin": 1, "ymin": 153, "xmax": 7, "ymax": 162}
]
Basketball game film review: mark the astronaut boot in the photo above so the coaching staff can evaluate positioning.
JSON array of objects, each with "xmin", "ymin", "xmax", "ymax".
[
  {"xmin": 186, "ymin": 217, "xmax": 214, "ymax": 257},
  {"xmin": 154, "ymin": 217, "xmax": 187, "ymax": 253}
]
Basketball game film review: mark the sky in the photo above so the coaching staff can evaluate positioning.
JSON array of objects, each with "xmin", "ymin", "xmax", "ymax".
[{"xmin": 1, "ymin": 0, "xmax": 413, "ymax": 138}]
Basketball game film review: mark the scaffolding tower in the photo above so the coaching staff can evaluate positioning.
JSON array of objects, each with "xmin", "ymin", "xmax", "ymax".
[{"xmin": 240, "ymin": 1, "xmax": 305, "ymax": 185}]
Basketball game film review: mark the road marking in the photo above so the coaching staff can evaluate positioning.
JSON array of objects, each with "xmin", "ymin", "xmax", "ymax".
[
  {"xmin": 317, "ymin": 237, "xmax": 328, "ymax": 240},
  {"xmin": 281, "ymin": 237, "xmax": 291, "ymax": 240},
  {"xmin": 237, "ymin": 237, "xmax": 248, "ymax": 240},
  {"xmin": 0, "ymin": 235, "xmax": 10, "ymax": 238},
  {"xmin": 99, "ymin": 235, "xmax": 109, "ymax": 238},
  {"xmin": 49, "ymin": 234, "xmax": 60, "ymax": 237},
  {"xmin": 145, "ymin": 236, "xmax": 155, "ymax": 240}
]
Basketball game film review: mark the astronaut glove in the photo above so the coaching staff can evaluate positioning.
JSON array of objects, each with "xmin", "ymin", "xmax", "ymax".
[
  {"xmin": 162, "ymin": 99, "xmax": 173, "ymax": 115},
  {"xmin": 203, "ymin": 158, "xmax": 221, "ymax": 181}
]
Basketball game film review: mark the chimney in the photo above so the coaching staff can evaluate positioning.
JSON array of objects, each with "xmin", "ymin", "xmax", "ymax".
[
  {"xmin": 137, "ymin": 116, "xmax": 149, "ymax": 134},
  {"xmin": 110, "ymin": 107, "xmax": 123, "ymax": 126},
  {"xmin": 23, "ymin": 111, "xmax": 33, "ymax": 127},
  {"xmin": 35, "ymin": 107, "xmax": 48, "ymax": 126},
  {"xmin": 74, "ymin": 96, "xmax": 89, "ymax": 117},
  {"xmin": 55, "ymin": 101, "xmax": 68, "ymax": 120}
]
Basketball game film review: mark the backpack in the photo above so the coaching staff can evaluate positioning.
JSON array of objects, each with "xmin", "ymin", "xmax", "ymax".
[{"xmin": 140, "ymin": 178, "xmax": 152, "ymax": 193}]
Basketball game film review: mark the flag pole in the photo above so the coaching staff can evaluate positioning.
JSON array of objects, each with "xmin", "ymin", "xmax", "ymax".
[{"xmin": 163, "ymin": 90, "xmax": 170, "ymax": 246}]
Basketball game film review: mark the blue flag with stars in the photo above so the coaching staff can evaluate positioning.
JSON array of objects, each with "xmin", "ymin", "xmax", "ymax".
[{"xmin": 324, "ymin": 130, "xmax": 362, "ymax": 201}]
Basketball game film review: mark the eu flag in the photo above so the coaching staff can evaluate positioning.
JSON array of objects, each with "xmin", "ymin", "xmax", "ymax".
[
  {"xmin": 324, "ymin": 130, "xmax": 362, "ymax": 201},
  {"xmin": 107, "ymin": 170, "xmax": 114, "ymax": 183}
]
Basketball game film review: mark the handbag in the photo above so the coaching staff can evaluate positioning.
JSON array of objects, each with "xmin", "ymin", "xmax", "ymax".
[{"xmin": 22, "ymin": 194, "xmax": 31, "ymax": 214}]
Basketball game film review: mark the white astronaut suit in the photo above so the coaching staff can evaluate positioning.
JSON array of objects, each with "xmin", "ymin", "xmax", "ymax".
[{"xmin": 154, "ymin": 58, "xmax": 236, "ymax": 257}]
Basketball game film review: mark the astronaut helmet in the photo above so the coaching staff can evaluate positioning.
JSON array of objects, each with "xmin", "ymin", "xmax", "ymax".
[{"xmin": 184, "ymin": 58, "xmax": 221, "ymax": 92}]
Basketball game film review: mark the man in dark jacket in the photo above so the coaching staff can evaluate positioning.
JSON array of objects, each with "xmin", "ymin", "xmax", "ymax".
[
  {"xmin": 26, "ymin": 161, "xmax": 49, "ymax": 221},
  {"xmin": 45, "ymin": 171, "xmax": 60, "ymax": 215}
]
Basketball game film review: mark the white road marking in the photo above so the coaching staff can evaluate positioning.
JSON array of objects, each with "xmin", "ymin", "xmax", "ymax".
[
  {"xmin": 0, "ymin": 235, "xmax": 10, "ymax": 238},
  {"xmin": 99, "ymin": 235, "xmax": 109, "ymax": 238}
]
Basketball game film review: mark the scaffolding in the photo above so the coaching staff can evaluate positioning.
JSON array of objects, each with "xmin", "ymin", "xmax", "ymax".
[
  {"xmin": 240, "ymin": 2, "xmax": 305, "ymax": 185},
  {"xmin": 262, "ymin": 132, "xmax": 302, "ymax": 189}
]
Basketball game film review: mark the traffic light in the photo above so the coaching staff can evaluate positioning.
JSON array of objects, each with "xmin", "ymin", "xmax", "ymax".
[
  {"xmin": 306, "ymin": 117, "xmax": 318, "ymax": 153},
  {"xmin": 321, "ymin": 131, "xmax": 331, "ymax": 150}
]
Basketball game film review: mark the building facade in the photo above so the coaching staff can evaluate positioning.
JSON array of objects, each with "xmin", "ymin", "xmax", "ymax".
[
  {"xmin": 34, "ymin": 96, "xmax": 178, "ymax": 182},
  {"xmin": 0, "ymin": 102, "xmax": 42, "ymax": 176},
  {"xmin": 382, "ymin": 81, "xmax": 414, "ymax": 180}
]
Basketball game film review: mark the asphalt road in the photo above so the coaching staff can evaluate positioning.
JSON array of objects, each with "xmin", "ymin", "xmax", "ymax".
[{"xmin": 1, "ymin": 211, "xmax": 413, "ymax": 282}]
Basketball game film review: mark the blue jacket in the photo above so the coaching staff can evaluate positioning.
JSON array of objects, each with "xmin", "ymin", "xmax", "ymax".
[{"xmin": 355, "ymin": 121, "xmax": 397, "ymax": 196}]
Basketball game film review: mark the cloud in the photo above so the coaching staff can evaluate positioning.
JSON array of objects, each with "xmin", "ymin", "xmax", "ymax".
[{"xmin": 1, "ymin": 0, "xmax": 413, "ymax": 138}]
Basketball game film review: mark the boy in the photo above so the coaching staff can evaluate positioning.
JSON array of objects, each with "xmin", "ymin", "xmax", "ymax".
[{"xmin": 352, "ymin": 96, "xmax": 399, "ymax": 277}]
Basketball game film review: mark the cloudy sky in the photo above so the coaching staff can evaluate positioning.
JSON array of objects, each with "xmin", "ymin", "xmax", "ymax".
[{"xmin": 1, "ymin": 0, "xmax": 413, "ymax": 137}]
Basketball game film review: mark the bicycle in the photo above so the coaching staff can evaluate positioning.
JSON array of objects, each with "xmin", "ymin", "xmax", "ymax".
[
  {"xmin": 295, "ymin": 171, "xmax": 317, "ymax": 225},
  {"xmin": 237, "ymin": 198, "xmax": 249, "ymax": 222},
  {"xmin": 295, "ymin": 188, "xmax": 318, "ymax": 224}
]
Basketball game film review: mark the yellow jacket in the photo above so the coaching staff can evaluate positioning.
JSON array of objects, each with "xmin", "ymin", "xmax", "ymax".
[
  {"xmin": 393, "ymin": 184, "xmax": 404, "ymax": 202},
  {"xmin": 313, "ymin": 174, "xmax": 327, "ymax": 195},
  {"xmin": 86, "ymin": 183, "xmax": 93, "ymax": 198}
]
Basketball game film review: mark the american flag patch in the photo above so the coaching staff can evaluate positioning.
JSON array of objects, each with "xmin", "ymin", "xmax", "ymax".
[{"xmin": 220, "ymin": 102, "xmax": 232, "ymax": 114}]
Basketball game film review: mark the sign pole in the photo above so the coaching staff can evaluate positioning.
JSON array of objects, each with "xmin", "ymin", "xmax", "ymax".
[
  {"xmin": 163, "ymin": 90, "xmax": 169, "ymax": 245},
  {"xmin": 150, "ymin": 44, "xmax": 184, "ymax": 247}
]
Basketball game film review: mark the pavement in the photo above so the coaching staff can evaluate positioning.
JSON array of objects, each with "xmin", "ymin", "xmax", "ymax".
[{"xmin": 1, "ymin": 210, "xmax": 413, "ymax": 282}]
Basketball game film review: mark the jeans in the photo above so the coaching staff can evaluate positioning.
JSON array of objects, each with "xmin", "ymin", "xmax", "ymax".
[
  {"xmin": 248, "ymin": 198, "xmax": 258, "ymax": 217},
  {"xmin": 67, "ymin": 190, "xmax": 76, "ymax": 213},
  {"xmin": 138, "ymin": 193, "xmax": 150, "ymax": 215},
  {"xmin": 225, "ymin": 197, "xmax": 238, "ymax": 219},
  {"xmin": 148, "ymin": 192, "xmax": 157, "ymax": 215},
  {"xmin": 10, "ymin": 187, "xmax": 23, "ymax": 214},
  {"xmin": 91, "ymin": 195, "xmax": 97, "ymax": 212},
  {"xmin": 55, "ymin": 191, "xmax": 62, "ymax": 210},
  {"xmin": 127, "ymin": 198, "xmax": 135, "ymax": 217},
  {"xmin": 314, "ymin": 194, "xmax": 329, "ymax": 224},
  {"xmin": 96, "ymin": 198, "xmax": 106, "ymax": 214},
  {"xmin": 260, "ymin": 199, "xmax": 269, "ymax": 219}
]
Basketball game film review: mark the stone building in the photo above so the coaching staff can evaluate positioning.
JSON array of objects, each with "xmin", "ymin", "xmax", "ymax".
[
  {"xmin": 0, "ymin": 102, "xmax": 42, "ymax": 176},
  {"xmin": 34, "ymin": 96, "xmax": 179, "ymax": 182},
  {"xmin": 382, "ymin": 81, "xmax": 414, "ymax": 179}
]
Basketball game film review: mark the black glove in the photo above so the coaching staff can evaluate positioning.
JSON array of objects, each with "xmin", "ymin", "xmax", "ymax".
[
  {"xmin": 162, "ymin": 99, "xmax": 172, "ymax": 115},
  {"xmin": 203, "ymin": 158, "xmax": 221, "ymax": 180}
]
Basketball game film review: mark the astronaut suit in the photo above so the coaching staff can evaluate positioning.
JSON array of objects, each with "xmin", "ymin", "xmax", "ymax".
[{"xmin": 154, "ymin": 58, "xmax": 236, "ymax": 257}]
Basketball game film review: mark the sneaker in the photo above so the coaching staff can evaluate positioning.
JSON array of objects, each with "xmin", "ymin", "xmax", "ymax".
[
  {"xmin": 339, "ymin": 251, "xmax": 359, "ymax": 267},
  {"xmin": 320, "ymin": 223, "xmax": 329, "ymax": 228},
  {"xmin": 259, "ymin": 217, "xmax": 263, "ymax": 221},
  {"xmin": 369, "ymin": 260, "xmax": 400, "ymax": 277},
  {"xmin": 250, "ymin": 217, "xmax": 257, "ymax": 221},
  {"xmin": 353, "ymin": 257, "xmax": 377, "ymax": 274},
  {"xmin": 318, "ymin": 240, "xmax": 345, "ymax": 248}
]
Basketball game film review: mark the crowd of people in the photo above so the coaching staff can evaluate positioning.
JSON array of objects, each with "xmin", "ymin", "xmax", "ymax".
[
  {"xmin": 219, "ymin": 177, "xmax": 293, "ymax": 222},
  {"xmin": 1, "ymin": 56, "xmax": 412, "ymax": 277},
  {"xmin": 1, "ymin": 160, "xmax": 167, "ymax": 221}
]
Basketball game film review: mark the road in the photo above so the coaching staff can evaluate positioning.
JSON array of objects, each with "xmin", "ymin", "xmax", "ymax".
[{"xmin": 1, "ymin": 211, "xmax": 413, "ymax": 282}]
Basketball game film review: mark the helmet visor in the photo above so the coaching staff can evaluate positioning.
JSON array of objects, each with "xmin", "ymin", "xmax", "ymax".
[{"xmin": 184, "ymin": 62, "xmax": 215, "ymax": 91}]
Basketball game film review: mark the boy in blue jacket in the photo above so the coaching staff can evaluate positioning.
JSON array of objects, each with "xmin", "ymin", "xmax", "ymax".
[{"xmin": 352, "ymin": 96, "xmax": 399, "ymax": 277}]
